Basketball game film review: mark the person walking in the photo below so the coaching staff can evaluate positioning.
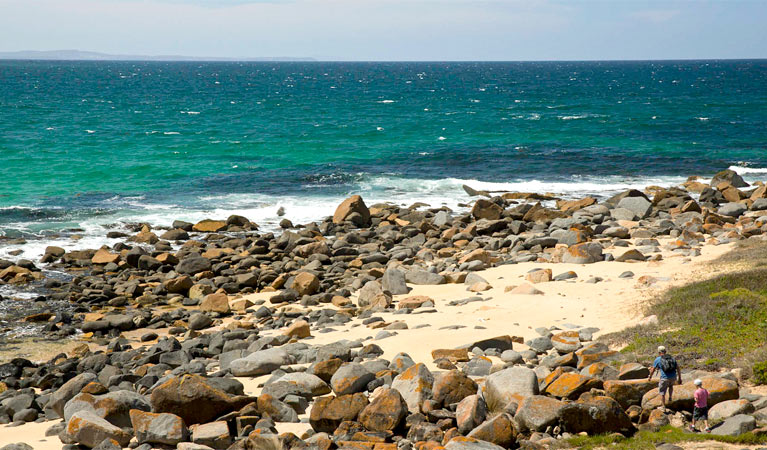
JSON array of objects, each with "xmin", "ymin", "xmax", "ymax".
[
  {"xmin": 690, "ymin": 378, "xmax": 711, "ymax": 432},
  {"xmin": 648, "ymin": 345, "xmax": 682, "ymax": 410}
]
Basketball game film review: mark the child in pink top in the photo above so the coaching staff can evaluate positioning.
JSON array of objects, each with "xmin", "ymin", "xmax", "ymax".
[{"xmin": 691, "ymin": 379, "xmax": 711, "ymax": 432}]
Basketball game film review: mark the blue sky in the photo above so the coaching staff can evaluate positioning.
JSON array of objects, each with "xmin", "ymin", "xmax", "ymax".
[{"xmin": 0, "ymin": 0, "xmax": 765, "ymax": 60}]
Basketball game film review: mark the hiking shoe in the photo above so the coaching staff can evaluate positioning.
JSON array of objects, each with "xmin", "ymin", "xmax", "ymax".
[
  {"xmin": 688, "ymin": 426, "xmax": 696, "ymax": 432},
  {"xmin": 705, "ymin": 427, "xmax": 711, "ymax": 433}
]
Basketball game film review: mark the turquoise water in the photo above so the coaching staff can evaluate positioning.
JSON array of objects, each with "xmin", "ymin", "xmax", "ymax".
[{"xmin": 1, "ymin": 60, "xmax": 766, "ymax": 258}]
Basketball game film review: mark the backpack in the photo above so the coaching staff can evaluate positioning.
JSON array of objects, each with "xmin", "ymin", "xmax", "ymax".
[{"xmin": 659, "ymin": 354, "xmax": 677, "ymax": 373}]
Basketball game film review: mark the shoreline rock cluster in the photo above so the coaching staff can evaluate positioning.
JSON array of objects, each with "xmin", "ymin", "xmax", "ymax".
[{"xmin": 1, "ymin": 168, "xmax": 767, "ymax": 448}]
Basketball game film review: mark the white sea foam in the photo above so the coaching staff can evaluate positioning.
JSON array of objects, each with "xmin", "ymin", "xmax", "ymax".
[
  {"xmin": 163, "ymin": 132, "xmax": 180, "ymax": 135},
  {"xmin": 85, "ymin": 129, "xmax": 95, "ymax": 134},
  {"xmin": 378, "ymin": 100, "xmax": 395, "ymax": 104},
  {"xmin": 729, "ymin": 165, "xmax": 767, "ymax": 174}
]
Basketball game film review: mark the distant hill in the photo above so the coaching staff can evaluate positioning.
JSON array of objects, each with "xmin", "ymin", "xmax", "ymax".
[{"xmin": 0, "ymin": 50, "xmax": 315, "ymax": 62}]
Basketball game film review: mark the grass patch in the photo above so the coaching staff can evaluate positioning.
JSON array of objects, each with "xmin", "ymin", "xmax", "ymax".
[
  {"xmin": 565, "ymin": 426, "xmax": 767, "ymax": 449},
  {"xmin": 601, "ymin": 240, "xmax": 767, "ymax": 376}
]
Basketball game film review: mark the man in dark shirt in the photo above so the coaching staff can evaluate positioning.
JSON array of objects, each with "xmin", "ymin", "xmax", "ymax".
[{"xmin": 648, "ymin": 345, "xmax": 682, "ymax": 410}]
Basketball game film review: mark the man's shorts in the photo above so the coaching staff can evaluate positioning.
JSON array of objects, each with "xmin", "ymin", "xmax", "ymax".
[
  {"xmin": 659, "ymin": 378, "xmax": 675, "ymax": 395},
  {"xmin": 693, "ymin": 406, "xmax": 709, "ymax": 420}
]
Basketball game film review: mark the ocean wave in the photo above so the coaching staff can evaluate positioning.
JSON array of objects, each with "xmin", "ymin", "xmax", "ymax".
[{"xmin": 729, "ymin": 165, "xmax": 767, "ymax": 174}]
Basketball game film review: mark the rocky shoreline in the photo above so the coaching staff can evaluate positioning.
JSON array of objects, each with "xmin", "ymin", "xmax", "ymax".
[{"xmin": 2, "ymin": 168, "xmax": 767, "ymax": 449}]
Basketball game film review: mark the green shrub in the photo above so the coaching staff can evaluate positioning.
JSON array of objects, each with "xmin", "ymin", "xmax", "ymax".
[{"xmin": 754, "ymin": 361, "xmax": 767, "ymax": 385}]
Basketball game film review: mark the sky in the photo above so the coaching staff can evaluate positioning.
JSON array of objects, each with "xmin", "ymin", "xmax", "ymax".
[{"xmin": 0, "ymin": 0, "xmax": 765, "ymax": 61}]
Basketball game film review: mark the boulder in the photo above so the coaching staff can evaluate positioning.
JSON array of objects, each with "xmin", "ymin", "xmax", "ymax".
[
  {"xmin": 358, "ymin": 387, "xmax": 408, "ymax": 432},
  {"xmin": 562, "ymin": 243, "xmax": 603, "ymax": 264},
  {"xmin": 718, "ymin": 202, "xmax": 747, "ymax": 217},
  {"xmin": 456, "ymin": 394, "xmax": 487, "ymax": 434},
  {"xmin": 200, "ymin": 293, "xmax": 230, "ymax": 314},
  {"xmin": 708, "ymin": 399, "xmax": 755, "ymax": 421},
  {"xmin": 558, "ymin": 396, "xmax": 634, "ymax": 435},
  {"xmin": 257, "ymin": 393, "xmax": 298, "ymax": 422},
  {"xmin": 176, "ymin": 257, "xmax": 212, "ymax": 275},
  {"xmin": 544, "ymin": 373, "xmax": 602, "ymax": 399},
  {"xmin": 150, "ymin": 374, "xmax": 254, "ymax": 424},
  {"xmin": 617, "ymin": 196, "xmax": 652, "ymax": 219},
  {"xmin": 391, "ymin": 363, "xmax": 434, "ymax": 413},
  {"xmin": 405, "ymin": 269, "xmax": 445, "ymax": 285},
  {"xmin": 432, "ymin": 370, "xmax": 478, "ymax": 406},
  {"xmin": 603, "ymin": 379, "xmax": 657, "ymax": 409},
  {"xmin": 129, "ymin": 409, "xmax": 188, "ymax": 446},
  {"xmin": 309, "ymin": 393, "xmax": 369, "ymax": 433},
  {"xmin": 382, "ymin": 266, "xmax": 408, "ymax": 295},
  {"xmin": 66, "ymin": 410, "xmax": 132, "ymax": 448},
  {"xmin": 229, "ymin": 347, "xmax": 292, "ymax": 377},
  {"xmin": 192, "ymin": 420, "xmax": 231, "ymax": 448},
  {"xmin": 444, "ymin": 437, "xmax": 505, "ymax": 450},
  {"xmin": 515, "ymin": 395, "xmax": 565, "ymax": 432},
  {"xmin": 192, "ymin": 220, "xmax": 227, "ymax": 232},
  {"xmin": 49, "ymin": 372, "xmax": 97, "ymax": 417},
  {"xmin": 710, "ymin": 169, "xmax": 748, "ymax": 188},
  {"xmin": 483, "ymin": 367, "xmax": 538, "ymax": 413},
  {"xmin": 63, "ymin": 391, "xmax": 151, "ymax": 427},
  {"xmin": 293, "ymin": 272, "xmax": 320, "ymax": 296},
  {"xmin": 330, "ymin": 363, "xmax": 375, "ymax": 395},
  {"xmin": 471, "ymin": 199, "xmax": 503, "ymax": 221},
  {"xmin": 710, "ymin": 414, "xmax": 756, "ymax": 436},
  {"xmin": 273, "ymin": 372, "xmax": 330, "ymax": 397},
  {"xmin": 466, "ymin": 413, "xmax": 516, "ymax": 448},
  {"xmin": 284, "ymin": 319, "xmax": 311, "ymax": 339},
  {"xmin": 333, "ymin": 195, "xmax": 370, "ymax": 226}
]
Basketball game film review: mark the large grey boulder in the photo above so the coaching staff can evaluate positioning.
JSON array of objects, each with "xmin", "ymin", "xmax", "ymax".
[
  {"xmin": 708, "ymin": 399, "xmax": 755, "ymax": 421},
  {"xmin": 710, "ymin": 169, "xmax": 748, "ymax": 188},
  {"xmin": 356, "ymin": 280, "xmax": 383, "ymax": 307},
  {"xmin": 382, "ymin": 267, "xmax": 408, "ymax": 295},
  {"xmin": 48, "ymin": 372, "xmax": 98, "ymax": 418},
  {"xmin": 229, "ymin": 347, "xmax": 292, "ymax": 377},
  {"xmin": 405, "ymin": 269, "xmax": 445, "ymax": 285},
  {"xmin": 330, "ymin": 363, "xmax": 375, "ymax": 395},
  {"xmin": 710, "ymin": 414, "xmax": 756, "ymax": 436},
  {"xmin": 483, "ymin": 367, "xmax": 538, "ymax": 413},
  {"xmin": 718, "ymin": 202, "xmax": 747, "ymax": 217},
  {"xmin": 617, "ymin": 196, "xmax": 652, "ymax": 219}
]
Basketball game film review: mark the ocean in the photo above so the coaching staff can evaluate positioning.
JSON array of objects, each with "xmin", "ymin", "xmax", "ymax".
[{"xmin": 1, "ymin": 59, "xmax": 767, "ymax": 265}]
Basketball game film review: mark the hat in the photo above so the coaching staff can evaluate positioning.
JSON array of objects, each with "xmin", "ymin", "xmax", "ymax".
[
  {"xmin": 694, "ymin": 379, "xmax": 703, "ymax": 386},
  {"xmin": 657, "ymin": 346, "xmax": 666, "ymax": 353}
]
